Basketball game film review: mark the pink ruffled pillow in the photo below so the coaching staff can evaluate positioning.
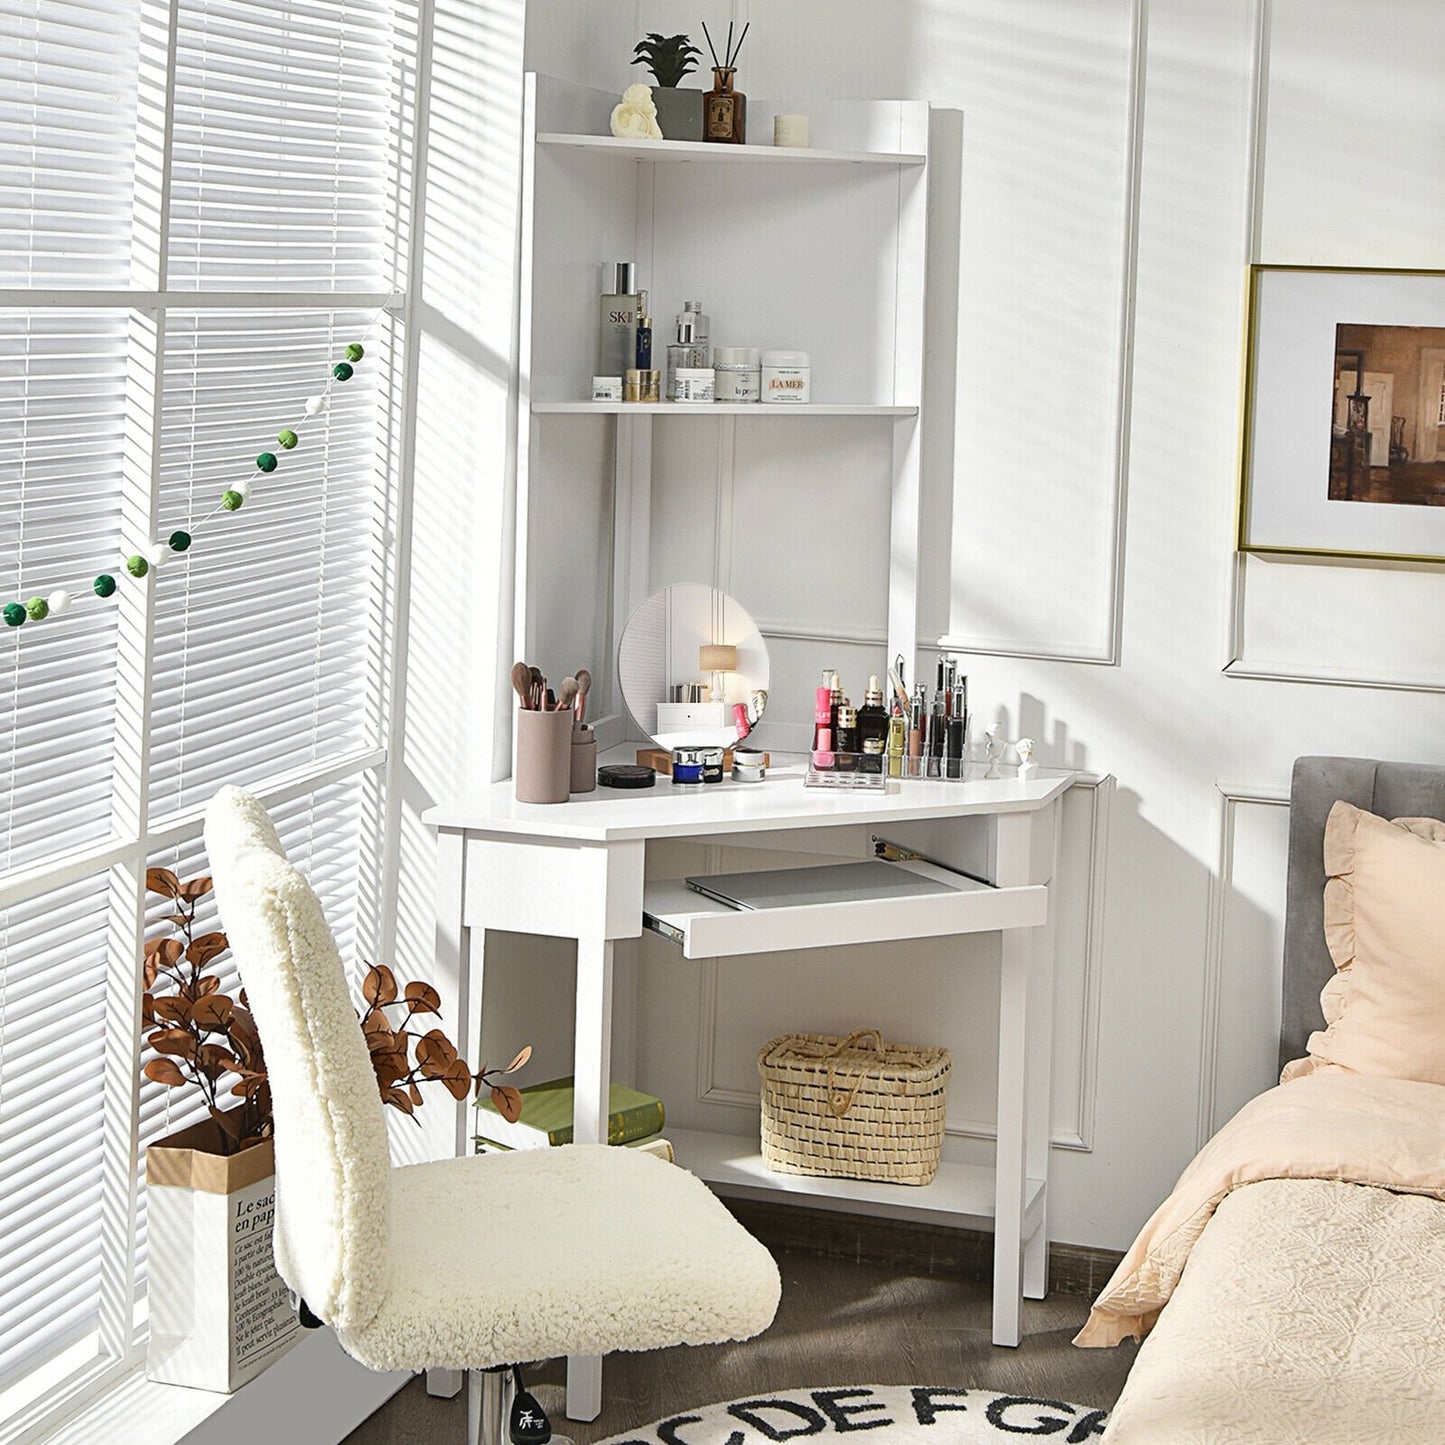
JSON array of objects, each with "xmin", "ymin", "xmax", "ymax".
[{"xmin": 1283, "ymin": 801, "xmax": 1445, "ymax": 1086}]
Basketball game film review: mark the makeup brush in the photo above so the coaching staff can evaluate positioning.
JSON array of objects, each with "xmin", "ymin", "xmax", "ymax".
[
  {"xmin": 574, "ymin": 668, "xmax": 592, "ymax": 727},
  {"xmin": 529, "ymin": 666, "xmax": 543, "ymax": 710},
  {"xmin": 555, "ymin": 676, "xmax": 578, "ymax": 715},
  {"xmin": 511, "ymin": 660, "xmax": 533, "ymax": 709}
]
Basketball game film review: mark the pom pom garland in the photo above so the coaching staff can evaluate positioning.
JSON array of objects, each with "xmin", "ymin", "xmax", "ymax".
[{"xmin": 5, "ymin": 338, "xmax": 372, "ymax": 634}]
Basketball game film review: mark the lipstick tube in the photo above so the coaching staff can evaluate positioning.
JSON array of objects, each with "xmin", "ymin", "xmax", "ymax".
[
  {"xmin": 928, "ymin": 693, "xmax": 946, "ymax": 778},
  {"xmin": 908, "ymin": 684, "xmax": 925, "ymax": 770}
]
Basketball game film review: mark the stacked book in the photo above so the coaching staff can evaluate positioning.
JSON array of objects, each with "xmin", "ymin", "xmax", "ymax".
[{"xmin": 473, "ymin": 1076, "xmax": 672, "ymax": 1162}]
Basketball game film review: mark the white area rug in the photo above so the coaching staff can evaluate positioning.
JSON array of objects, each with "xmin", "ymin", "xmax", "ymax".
[{"xmin": 593, "ymin": 1385, "xmax": 1108, "ymax": 1445}]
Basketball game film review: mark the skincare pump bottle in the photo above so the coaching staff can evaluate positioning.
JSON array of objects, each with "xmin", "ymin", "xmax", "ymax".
[
  {"xmin": 634, "ymin": 290, "xmax": 652, "ymax": 370},
  {"xmin": 597, "ymin": 262, "xmax": 639, "ymax": 379}
]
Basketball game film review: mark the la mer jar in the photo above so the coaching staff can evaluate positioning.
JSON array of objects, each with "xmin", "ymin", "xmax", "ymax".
[{"xmin": 761, "ymin": 350, "xmax": 810, "ymax": 403}]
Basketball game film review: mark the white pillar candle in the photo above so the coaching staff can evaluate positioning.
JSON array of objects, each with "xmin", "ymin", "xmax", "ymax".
[{"xmin": 773, "ymin": 114, "xmax": 809, "ymax": 148}]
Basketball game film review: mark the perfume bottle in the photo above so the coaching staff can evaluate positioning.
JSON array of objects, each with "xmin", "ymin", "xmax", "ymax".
[
  {"xmin": 634, "ymin": 290, "xmax": 652, "ymax": 370},
  {"xmin": 597, "ymin": 261, "xmax": 639, "ymax": 379}
]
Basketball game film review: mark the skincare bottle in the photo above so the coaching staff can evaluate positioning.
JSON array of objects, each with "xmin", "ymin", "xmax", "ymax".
[
  {"xmin": 666, "ymin": 303, "xmax": 711, "ymax": 399},
  {"xmin": 829, "ymin": 671, "xmax": 844, "ymax": 736},
  {"xmin": 857, "ymin": 676, "xmax": 889, "ymax": 757},
  {"xmin": 597, "ymin": 262, "xmax": 639, "ymax": 379},
  {"xmin": 835, "ymin": 704, "xmax": 858, "ymax": 771},
  {"xmin": 634, "ymin": 290, "xmax": 652, "ymax": 370}
]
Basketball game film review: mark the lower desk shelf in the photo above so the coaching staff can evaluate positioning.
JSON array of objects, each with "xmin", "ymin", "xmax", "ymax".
[{"xmin": 668, "ymin": 1126, "xmax": 1046, "ymax": 1237}]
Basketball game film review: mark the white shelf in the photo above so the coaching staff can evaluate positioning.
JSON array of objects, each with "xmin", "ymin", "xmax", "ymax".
[
  {"xmin": 533, "ymin": 402, "xmax": 919, "ymax": 417},
  {"xmin": 670, "ymin": 1126, "xmax": 1047, "ymax": 1235},
  {"xmin": 537, "ymin": 132, "xmax": 926, "ymax": 167}
]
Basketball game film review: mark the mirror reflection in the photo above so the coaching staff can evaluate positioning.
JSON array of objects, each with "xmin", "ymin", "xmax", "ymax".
[{"xmin": 618, "ymin": 584, "xmax": 770, "ymax": 750}]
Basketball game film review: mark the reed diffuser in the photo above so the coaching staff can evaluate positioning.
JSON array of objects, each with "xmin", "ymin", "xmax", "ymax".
[{"xmin": 702, "ymin": 21, "xmax": 749, "ymax": 144}]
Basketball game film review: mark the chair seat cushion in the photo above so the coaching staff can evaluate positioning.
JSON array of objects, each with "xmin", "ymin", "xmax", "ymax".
[{"xmin": 335, "ymin": 1144, "xmax": 781, "ymax": 1372}]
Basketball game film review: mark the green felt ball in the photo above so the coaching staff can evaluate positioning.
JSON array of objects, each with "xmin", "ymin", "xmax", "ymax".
[
  {"xmin": 3, "ymin": 602, "xmax": 26, "ymax": 628},
  {"xmin": 277, "ymin": 429, "xmax": 298, "ymax": 450},
  {"xmin": 25, "ymin": 596, "xmax": 48, "ymax": 621},
  {"xmin": 255, "ymin": 451, "xmax": 278, "ymax": 473},
  {"xmin": 94, "ymin": 574, "xmax": 117, "ymax": 598},
  {"xmin": 126, "ymin": 554, "xmax": 149, "ymax": 578},
  {"xmin": 332, "ymin": 362, "xmax": 354, "ymax": 382},
  {"xmin": 222, "ymin": 490, "xmax": 245, "ymax": 511},
  {"xmin": 345, "ymin": 343, "xmax": 364, "ymax": 363},
  {"xmin": 169, "ymin": 530, "xmax": 192, "ymax": 552}
]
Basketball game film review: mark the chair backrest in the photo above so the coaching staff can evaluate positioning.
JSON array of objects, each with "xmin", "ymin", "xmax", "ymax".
[
  {"xmin": 1282, "ymin": 756, "xmax": 1445, "ymax": 1072},
  {"xmin": 204, "ymin": 785, "xmax": 391, "ymax": 1332}
]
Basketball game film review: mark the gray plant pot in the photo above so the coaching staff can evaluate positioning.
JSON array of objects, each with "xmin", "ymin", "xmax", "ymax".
[{"xmin": 651, "ymin": 86, "xmax": 704, "ymax": 143}]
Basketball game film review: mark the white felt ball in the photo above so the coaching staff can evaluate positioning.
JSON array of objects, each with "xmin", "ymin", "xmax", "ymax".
[
  {"xmin": 235, "ymin": 477, "xmax": 252, "ymax": 500},
  {"xmin": 47, "ymin": 589, "xmax": 72, "ymax": 614},
  {"xmin": 146, "ymin": 542, "xmax": 169, "ymax": 568},
  {"xmin": 304, "ymin": 394, "xmax": 327, "ymax": 416}
]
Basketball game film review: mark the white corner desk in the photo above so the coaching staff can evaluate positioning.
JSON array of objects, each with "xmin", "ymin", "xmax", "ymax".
[{"xmin": 424, "ymin": 757, "xmax": 1074, "ymax": 1420}]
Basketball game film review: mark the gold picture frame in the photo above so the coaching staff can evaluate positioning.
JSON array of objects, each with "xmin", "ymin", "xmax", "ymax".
[{"xmin": 1238, "ymin": 264, "xmax": 1445, "ymax": 564}]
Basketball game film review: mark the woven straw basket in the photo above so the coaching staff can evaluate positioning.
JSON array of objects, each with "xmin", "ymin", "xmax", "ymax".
[{"xmin": 758, "ymin": 1029, "xmax": 951, "ymax": 1186}]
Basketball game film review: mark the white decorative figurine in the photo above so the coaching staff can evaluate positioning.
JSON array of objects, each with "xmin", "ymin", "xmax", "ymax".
[
  {"xmin": 611, "ymin": 83, "xmax": 664, "ymax": 140},
  {"xmin": 984, "ymin": 724, "xmax": 1005, "ymax": 780},
  {"xmin": 1016, "ymin": 737, "xmax": 1038, "ymax": 780}
]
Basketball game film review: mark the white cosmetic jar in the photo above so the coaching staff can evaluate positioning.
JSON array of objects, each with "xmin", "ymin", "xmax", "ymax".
[
  {"xmin": 714, "ymin": 347, "xmax": 761, "ymax": 403},
  {"xmin": 672, "ymin": 367, "xmax": 716, "ymax": 402},
  {"xmin": 761, "ymin": 350, "xmax": 811, "ymax": 403}
]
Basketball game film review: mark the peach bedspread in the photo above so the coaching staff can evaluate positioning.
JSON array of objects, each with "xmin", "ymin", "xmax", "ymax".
[{"xmin": 1076, "ymin": 1070, "xmax": 1445, "ymax": 1347}]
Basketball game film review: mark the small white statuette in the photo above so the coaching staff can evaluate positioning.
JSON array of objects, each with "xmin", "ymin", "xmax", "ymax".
[
  {"xmin": 610, "ymin": 83, "xmax": 663, "ymax": 140},
  {"xmin": 984, "ymin": 724, "xmax": 1005, "ymax": 779},
  {"xmin": 1016, "ymin": 736, "xmax": 1038, "ymax": 780}
]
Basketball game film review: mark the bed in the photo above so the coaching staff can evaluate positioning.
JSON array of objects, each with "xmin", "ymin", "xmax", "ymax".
[{"xmin": 1078, "ymin": 756, "xmax": 1445, "ymax": 1443}]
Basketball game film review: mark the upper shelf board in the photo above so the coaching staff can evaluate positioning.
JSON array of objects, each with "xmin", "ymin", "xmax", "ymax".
[
  {"xmin": 536, "ymin": 132, "xmax": 927, "ymax": 167},
  {"xmin": 532, "ymin": 402, "xmax": 920, "ymax": 417}
]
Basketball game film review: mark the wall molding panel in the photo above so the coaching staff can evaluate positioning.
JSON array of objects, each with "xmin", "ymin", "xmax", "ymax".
[{"xmin": 1196, "ymin": 783, "xmax": 1290, "ymax": 1150}]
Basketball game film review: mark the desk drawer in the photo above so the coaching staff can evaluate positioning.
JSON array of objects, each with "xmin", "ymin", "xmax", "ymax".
[{"xmin": 642, "ymin": 869, "xmax": 1046, "ymax": 959}]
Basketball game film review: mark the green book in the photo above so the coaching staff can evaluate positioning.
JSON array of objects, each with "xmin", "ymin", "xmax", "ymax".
[{"xmin": 473, "ymin": 1076, "xmax": 664, "ymax": 1149}]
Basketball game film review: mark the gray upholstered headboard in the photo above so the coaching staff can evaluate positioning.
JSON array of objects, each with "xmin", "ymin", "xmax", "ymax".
[{"xmin": 1282, "ymin": 755, "xmax": 1445, "ymax": 1072}]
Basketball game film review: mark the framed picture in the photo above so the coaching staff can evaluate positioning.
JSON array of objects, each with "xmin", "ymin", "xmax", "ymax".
[{"xmin": 1239, "ymin": 265, "xmax": 1445, "ymax": 562}]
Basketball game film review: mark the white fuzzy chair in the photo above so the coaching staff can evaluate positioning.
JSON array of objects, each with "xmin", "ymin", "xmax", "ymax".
[{"xmin": 204, "ymin": 785, "xmax": 781, "ymax": 1444}]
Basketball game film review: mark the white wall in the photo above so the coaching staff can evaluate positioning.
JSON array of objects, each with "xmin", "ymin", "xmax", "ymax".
[{"xmin": 501, "ymin": 0, "xmax": 1445, "ymax": 1251}]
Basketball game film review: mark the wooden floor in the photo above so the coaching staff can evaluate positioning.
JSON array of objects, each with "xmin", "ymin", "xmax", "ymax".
[{"xmin": 343, "ymin": 1206, "xmax": 1138, "ymax": 1445}]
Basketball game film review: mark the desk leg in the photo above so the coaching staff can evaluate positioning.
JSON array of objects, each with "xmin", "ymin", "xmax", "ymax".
[
  {"xmin": 992, "ymin": 812, "xmax": 1034, "ymax": 1347},
  {"xmin": 566, "ymin": 936, "xmax": 614, "ymax": 1421},
  {"xmin": 1023, "ymin": 800, "xmax": 1061, "ymax": 1301}
]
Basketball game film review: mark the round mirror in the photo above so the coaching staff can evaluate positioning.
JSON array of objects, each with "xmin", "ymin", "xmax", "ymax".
[{"xmin": 618, "ymin": 584, "xmax": 770, "ymax": 749}]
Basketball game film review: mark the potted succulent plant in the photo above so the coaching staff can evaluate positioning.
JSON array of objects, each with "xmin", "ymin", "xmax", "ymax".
[
  {"xmin": 141, "ymin": 866, "xmax": 528, "ymax": 1392},
  {"xmin": 631, "ymin": 32, "xmax": 705, "ymax": 141}
]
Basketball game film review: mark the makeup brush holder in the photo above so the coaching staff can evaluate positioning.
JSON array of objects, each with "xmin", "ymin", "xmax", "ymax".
[
  {"xmin": 514, "ymin": 708, "xmax": 574, "ymax": 803},
  {"xmin": 570, "ymin": 726, "xmax": 597, "ymax": 794}
]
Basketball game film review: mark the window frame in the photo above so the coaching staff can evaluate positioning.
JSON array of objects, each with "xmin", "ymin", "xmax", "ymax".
[{"xmin": 0, "ymin": 0, "xmax": 428, "ymax": 1434}]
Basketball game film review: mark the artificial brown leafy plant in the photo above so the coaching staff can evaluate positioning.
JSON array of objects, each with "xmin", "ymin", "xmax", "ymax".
[{"xmin": 141, "ymin": 869, "xmax": 529, "ymax": 1158}]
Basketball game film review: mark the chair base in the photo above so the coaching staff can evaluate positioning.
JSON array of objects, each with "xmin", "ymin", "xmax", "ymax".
[{"xmin": 467, "ymin": 1367, "xmax": 573, "ymax": 1445}]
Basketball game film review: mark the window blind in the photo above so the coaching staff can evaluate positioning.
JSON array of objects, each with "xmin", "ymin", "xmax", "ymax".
[
  {"xmin": 147, "ymin": 308, "xmax": 380, "ymax": 822},
  {"xmin": 0, "ymin": 874, "xmax": 110, "ymax": 1391},
  {"xmin": 0, "ymin": 0, "xmax": 140, "ymax": 288},
  {"xmin": 167, "ymin": 0, "xmax": 394, "ymax": 293}
]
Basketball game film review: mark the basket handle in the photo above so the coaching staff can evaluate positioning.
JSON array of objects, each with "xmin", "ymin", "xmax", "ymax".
[{"xmin": 824, "ymin": 1028, "xmax": 887, "ymax": 1117}]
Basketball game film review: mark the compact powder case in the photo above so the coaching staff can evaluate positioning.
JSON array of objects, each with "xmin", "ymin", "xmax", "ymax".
[{"xmin": 597, "ymin": 764, "xmax": 655, "ymax": 789}]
